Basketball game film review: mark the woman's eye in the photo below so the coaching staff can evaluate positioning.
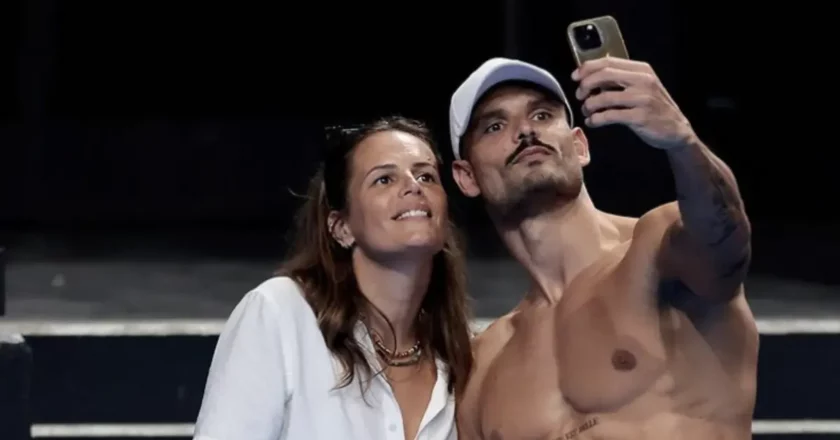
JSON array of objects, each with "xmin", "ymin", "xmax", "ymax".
[{"xmin": 418, "ymin": 173, "xmax": 436, "ymax": 183}]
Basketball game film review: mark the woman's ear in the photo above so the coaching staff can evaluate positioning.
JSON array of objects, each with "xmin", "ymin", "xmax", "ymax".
[{"xmin": 327, "ymin": 210, "xmax": 354, "ymax": 249}]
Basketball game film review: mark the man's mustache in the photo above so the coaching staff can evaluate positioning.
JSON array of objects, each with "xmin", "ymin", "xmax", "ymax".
[{"xmin": 505, "ymin": 137, "xmax": 557, "ymax": 166}]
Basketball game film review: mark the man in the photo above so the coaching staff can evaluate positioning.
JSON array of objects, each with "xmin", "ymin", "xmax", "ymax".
[{"xmin": 449, "ymin": 57, "xmax": 757, "ymax": 439}]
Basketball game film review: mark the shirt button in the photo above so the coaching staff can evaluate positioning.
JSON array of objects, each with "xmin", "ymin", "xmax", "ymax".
[{"xmin": 389, "ymin": 423, "xmax": 397, "ymax": 432}]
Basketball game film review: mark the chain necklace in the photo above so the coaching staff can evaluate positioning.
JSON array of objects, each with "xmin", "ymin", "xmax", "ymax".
[
  {"xmin": 359, "ymin": 314, "xmax": 424, "ymax": 367},
  {"xmin": 369, "ymin": 330, "xmax": 423, "ymax": 367}
]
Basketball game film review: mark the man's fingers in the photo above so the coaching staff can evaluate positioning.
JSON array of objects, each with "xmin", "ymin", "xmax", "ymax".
[
  {"xmin": 575, "ymin": 68, "xmax": 651, "ymax": 100},
  {"xmin": 572, "ymin": 57, "xmax": 653, "ymax": 80},
  {"xmin": 581, "ymin": 90, "xmax": 649, "ymax": 117},
  {"xmin": 585, "ymin": 107, "xmax": 645, "ymax": 128}
]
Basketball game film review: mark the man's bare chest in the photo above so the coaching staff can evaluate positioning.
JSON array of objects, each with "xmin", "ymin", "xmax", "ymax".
[
  {"xmin": 473, "ymin": 284, "xmax": 672, "ymax": 438},
  {"xmin": 481, "ymin": 311, "xmax": 666, "ymax": 411}
]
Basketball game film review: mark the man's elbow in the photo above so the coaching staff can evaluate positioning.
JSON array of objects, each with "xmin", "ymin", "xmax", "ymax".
[
  {"xmin": 716, "ymin": 215, "xmax": 752, "ymax": 279},
  {"xmin": 676, "ymin": 234, "xmax": 752, "ymax": 305},
  {"xmin": 713, "ymin": 248, "xmax": 751, "ymax": 303},
  {"xmin": 696, "ymin": 233, "xmax": 752, "ymax": 304}
]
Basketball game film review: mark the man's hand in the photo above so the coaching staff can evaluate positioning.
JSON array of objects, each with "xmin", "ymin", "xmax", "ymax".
[{"xmin": 572, "ymin": 57, "xmax": 695, "ymax": 151}]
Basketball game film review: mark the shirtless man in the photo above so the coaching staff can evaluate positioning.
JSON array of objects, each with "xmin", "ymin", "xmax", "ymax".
[{"xmin": 448, "ymin": 57, "xmax": 757, "ymax": 439}]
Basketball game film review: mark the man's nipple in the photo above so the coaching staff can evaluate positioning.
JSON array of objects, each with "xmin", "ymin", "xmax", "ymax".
[{"xmin": 611, "ymin": 348, "xmax": 637, "ymax": 371}]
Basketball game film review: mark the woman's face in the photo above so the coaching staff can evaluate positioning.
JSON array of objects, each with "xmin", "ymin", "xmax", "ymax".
[{"xmin": 336, "ymin": 130, "xmax": 447, "ymax": 260}]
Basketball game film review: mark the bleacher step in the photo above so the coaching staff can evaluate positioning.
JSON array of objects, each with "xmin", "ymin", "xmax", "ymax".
[{"xmin": 18, "ymin": 331, "xmax": 840, "ymax": 437}]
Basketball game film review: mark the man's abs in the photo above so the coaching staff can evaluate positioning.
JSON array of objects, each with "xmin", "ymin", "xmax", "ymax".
[{"xmin": 480, "ymin": 412, "xmax": 749, "ymax": 440}]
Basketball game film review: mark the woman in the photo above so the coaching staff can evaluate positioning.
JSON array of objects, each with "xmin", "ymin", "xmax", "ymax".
[{"xmin": 193, "ymin": 116, "xmax": 474, "ymax": 440}]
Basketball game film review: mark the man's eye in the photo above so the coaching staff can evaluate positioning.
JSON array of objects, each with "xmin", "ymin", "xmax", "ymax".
[
  {"xmin": 484, "ymin": 122, "xmax": 502, "ymax": 134},
  {"xmin": 533, "ymin": 111, "xmax": 552, "ymax": 120}
]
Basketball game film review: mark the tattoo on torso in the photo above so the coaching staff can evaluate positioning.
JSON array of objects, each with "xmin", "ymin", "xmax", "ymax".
[{"xmin": 562, "ymin": 418, "xmax": 599, "ymax": 439}]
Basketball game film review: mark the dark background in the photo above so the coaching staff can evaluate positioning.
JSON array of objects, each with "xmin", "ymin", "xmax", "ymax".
[
  {"xmin": 2, "ymin": 1, "xmax": 839, "ymax": 436},
  {"xmin": 0, "ymin": 1, "xmax": 829, "ymax": 282}
]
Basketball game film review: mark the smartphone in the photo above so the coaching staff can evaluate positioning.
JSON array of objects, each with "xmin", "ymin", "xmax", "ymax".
[
  {"xmin": 567, "ymin": 16, "xmax": 630, "ymax": 97},
  {"xmin": 566, "ymin": 15, "xmax": 629, "ymax": 67}
]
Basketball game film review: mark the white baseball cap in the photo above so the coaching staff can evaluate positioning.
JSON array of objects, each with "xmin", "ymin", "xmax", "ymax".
[{"xmin": 448, "ymin": 57, "xmax": 574, "ymax": 160}]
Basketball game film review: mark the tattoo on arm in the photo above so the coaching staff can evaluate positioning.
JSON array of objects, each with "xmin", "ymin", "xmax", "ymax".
[
  {"xmin": 679, "ymin": 163, "xmax": 739, "ymax": 243},
  {"xmin": 669, "ymin": 143, "xmax": 750, "ymax": 274}
]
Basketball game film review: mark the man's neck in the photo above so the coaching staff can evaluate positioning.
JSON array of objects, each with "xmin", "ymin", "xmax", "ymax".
[
  {"xmin": 352, "ymin": 250, "xmax": 432, "ymax": 352},
  {"xmin": 494, "ymin": 187, "xmax": 617, "ymax": 305}
]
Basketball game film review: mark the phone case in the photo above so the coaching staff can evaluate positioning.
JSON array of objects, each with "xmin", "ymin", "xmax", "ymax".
[{"xmin": 566, "ymin": 15, "xmax": 630, "ymax": 66}]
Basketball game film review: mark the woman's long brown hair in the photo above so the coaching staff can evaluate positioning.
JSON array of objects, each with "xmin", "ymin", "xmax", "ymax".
[{"xmin": 278, "ymin": 116, "xmax": 474, "ymax": 397}]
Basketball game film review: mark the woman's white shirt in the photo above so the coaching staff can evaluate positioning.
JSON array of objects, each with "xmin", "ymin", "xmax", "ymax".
[{"xmin": 193, "ymin": 276, "xmax": 458, "ymax": 440}]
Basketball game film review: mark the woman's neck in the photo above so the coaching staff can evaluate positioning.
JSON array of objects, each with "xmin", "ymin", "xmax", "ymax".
[{"xmin": 351, "ymin": 250, "xmax": 432, "ymax": 353}]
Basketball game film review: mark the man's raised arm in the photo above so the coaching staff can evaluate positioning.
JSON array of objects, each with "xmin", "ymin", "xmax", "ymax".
[
  {"xmin": 573, "ymin": 56, "xmax": 751, "ymax": 303},
  {"xmin": 659, "ymin": 139, "xmax": 751, "ymax": 303}
]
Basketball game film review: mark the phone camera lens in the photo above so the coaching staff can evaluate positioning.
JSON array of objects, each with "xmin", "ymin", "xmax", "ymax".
[{"xmin": 573, "ymin": 23, "xmax": 602, "ymax": 50}]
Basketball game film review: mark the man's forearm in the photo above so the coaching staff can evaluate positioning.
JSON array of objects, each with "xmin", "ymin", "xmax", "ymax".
[{"xmin": 666, "ymin": 138, "xmax": 750, "ymax": 271}]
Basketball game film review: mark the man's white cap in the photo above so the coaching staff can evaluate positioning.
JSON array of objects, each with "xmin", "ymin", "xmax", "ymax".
[{"xmin": 449, "ymin": 57, "xmax": 574, "ymax": 160}]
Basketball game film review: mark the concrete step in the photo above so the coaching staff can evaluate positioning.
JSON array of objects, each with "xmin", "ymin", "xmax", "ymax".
[
  {"xmin": 15, "ymin": 327, "xmax": 840, "ymax": 438},
  {"xmin": 31, "ymin": 437, "xmax": 840, "ymax": 440},
  {"xmin": 27, "ymin": 432, "xmax": 840, "ymax": 440},
  {"xmin": 753, "ymin": 436, "xmax": 836, "ymax": 440},
  {"xmin": 28, "ymin": 335, "xmax": 213, "ymax": 424}
]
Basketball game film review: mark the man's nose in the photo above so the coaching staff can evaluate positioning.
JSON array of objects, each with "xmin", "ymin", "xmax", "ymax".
[{"xmin": 513, "ymin": 119, "xmax": 537, "ymax": 143}]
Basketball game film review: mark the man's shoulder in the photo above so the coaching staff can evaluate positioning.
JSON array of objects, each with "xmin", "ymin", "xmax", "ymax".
[
  {"xmin": 632, "ymin": 202, "xmax": 681, "ymax": 238},
  {"xmin": 471, "ymin": 312, "xmax": 517, "ymax": 361},
  {"xmin": 605, "ymin": 202, "xmax": 680, "ymax": 259},
  {"xmin": 604, "ymin": 211, "xmax": 639, "ymax": 241}
]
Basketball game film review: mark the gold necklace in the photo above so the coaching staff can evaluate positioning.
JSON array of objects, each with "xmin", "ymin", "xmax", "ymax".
[
  {"xmin": 370, "ymin": 331, "xmax": 423, "ymax": 366},
  {"xmin": 360, "ymin": 316, "xmax": 424, "ymax": 367}
]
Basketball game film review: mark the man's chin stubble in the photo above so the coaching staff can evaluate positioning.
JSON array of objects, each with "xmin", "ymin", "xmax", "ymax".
[{"xmin": 494, "ymin": 177, "xmax": 582, "ymax": 223}]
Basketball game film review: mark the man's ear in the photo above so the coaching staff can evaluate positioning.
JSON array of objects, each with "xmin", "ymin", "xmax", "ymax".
[
  {"xmin": 451, "ymin": 160, "xmax": 481, "ymax": 198},
  {"xmin": 571, "ymin": 127, "xmax": 591, "ymax": 167},
  {"xmin": 327, "ymin": 210, "xmax": 354, "ymax": 249}
]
